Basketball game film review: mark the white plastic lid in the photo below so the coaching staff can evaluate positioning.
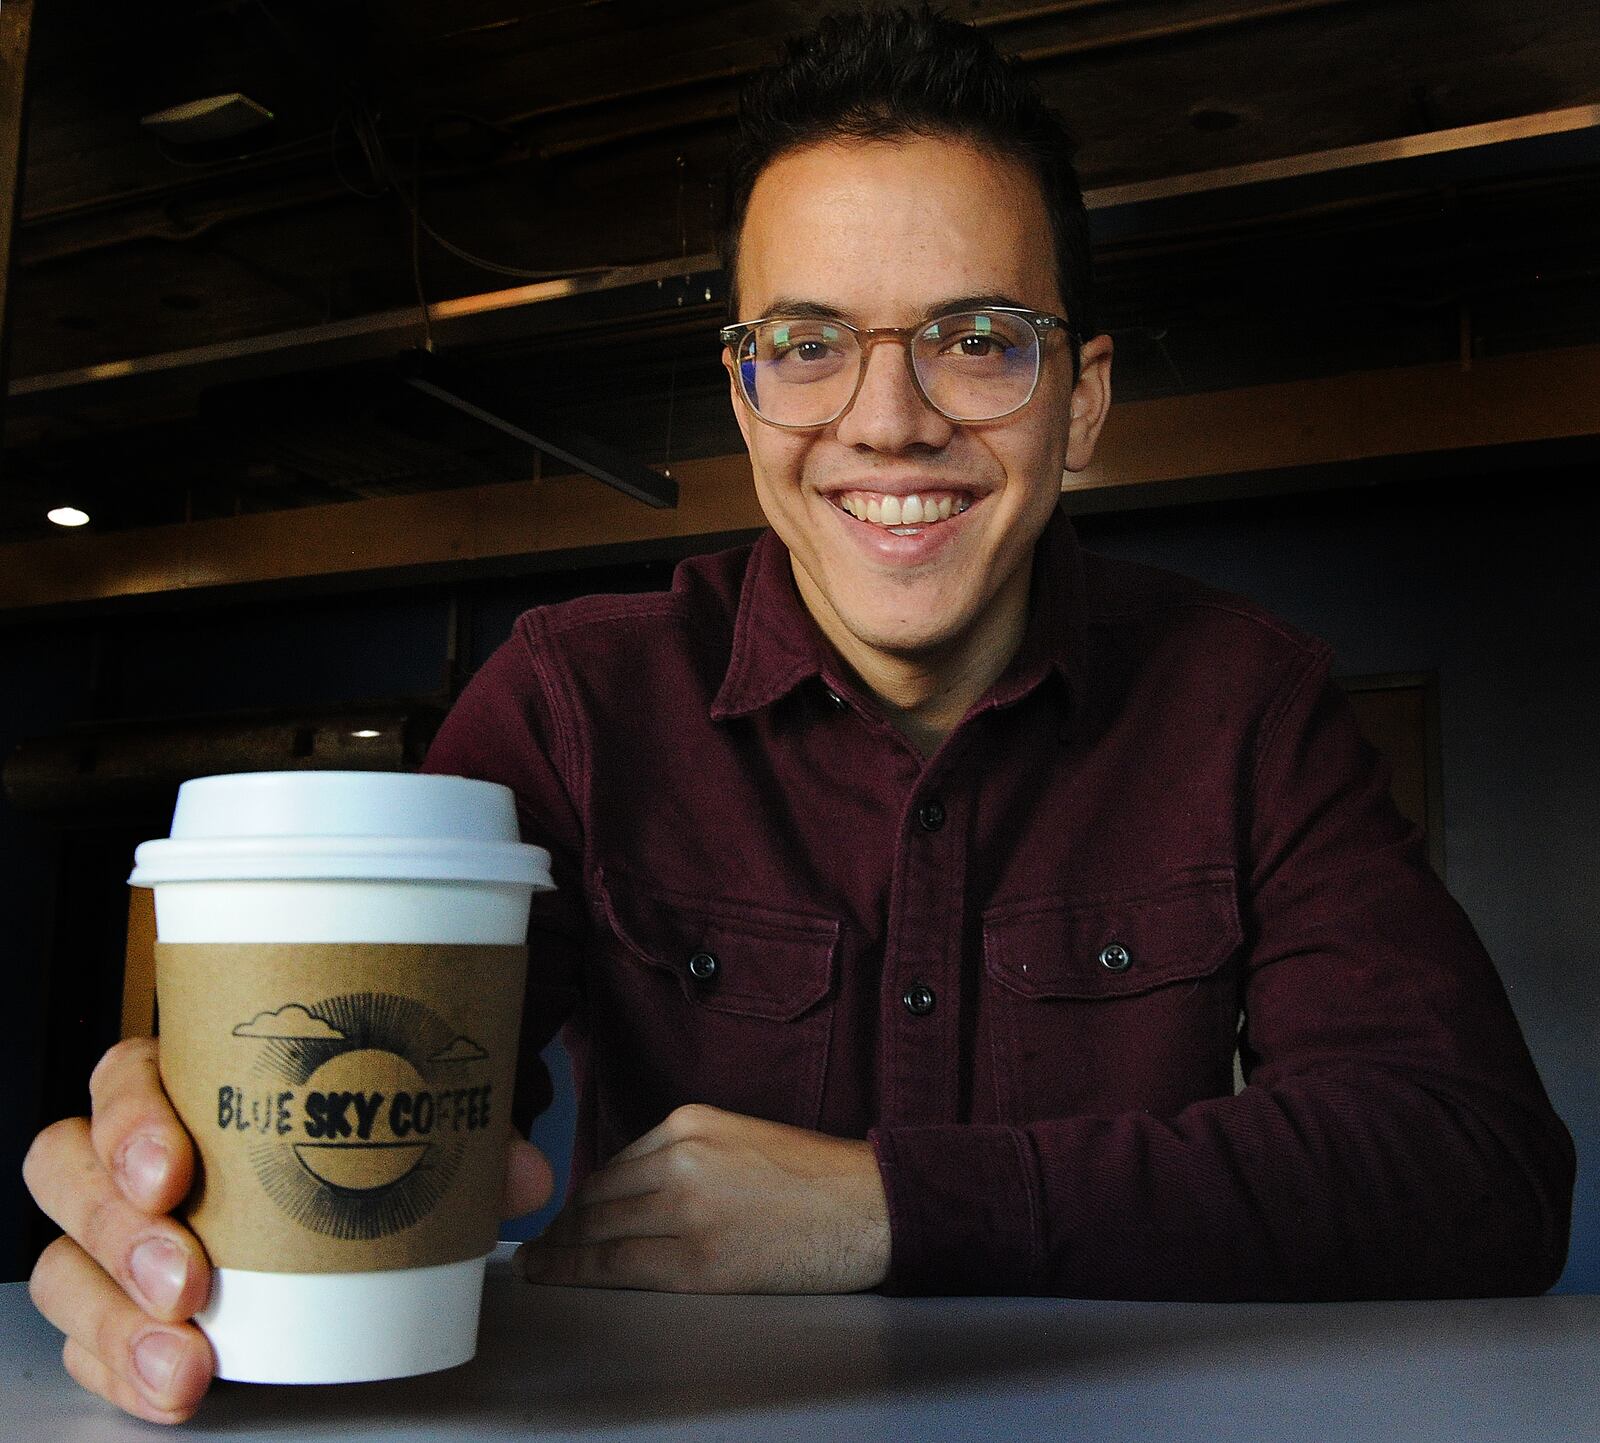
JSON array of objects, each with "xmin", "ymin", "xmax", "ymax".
[{"xmin": 128, "ymin": 771, "xmax": 554, "ymax": 890}]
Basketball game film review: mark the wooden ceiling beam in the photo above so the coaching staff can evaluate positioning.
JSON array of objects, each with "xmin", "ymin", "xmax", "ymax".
[
  {"xmin": 1, "ymin": 343, "xmax": 1596, "ymax": 615},
  {"xmin": 0, "ymin": 0, "xmax": 37, "ymax": 447}
]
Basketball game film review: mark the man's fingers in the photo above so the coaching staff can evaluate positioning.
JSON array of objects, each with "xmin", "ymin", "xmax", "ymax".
[
  {"xmin": 24, "ymin": 1118, "xmax": 210, "ymax": 1323},
  {"xmin": 32, "ymin": 1237, "xmax": 213, "ymax": 1422},
  {"xmin": 500, "ymin": 1134, "xmax": 556, "ymax": 1221},
  {"xmin": 87, "ymin": 1038, "xmax": 194, "ymax": 1214},
  {"xmin": 553, "ymin": 1192, "xmax": 677, "ymax": 1248},
  {"xmin": 606, "ymin": 1102, "xmax": 728, "ymax": 1166},
  {"xmin": 605, "ymin": 1120, "xmax": 674, "ymax": 1167},
  {"xmin": 571, "ymin": 1150, "xmax": 675, "ymax": 1209},
  {"xmin": 519, "ymin": 1234, "xmax": 690, "ymax": 1292},
  {"xmin": 62, "ymin": 1337, "xmax": 204, "ymax": 1428}
]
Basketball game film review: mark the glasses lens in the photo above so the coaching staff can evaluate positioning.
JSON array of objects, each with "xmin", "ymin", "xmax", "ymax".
[
  {"xmin": 738, "ymin": 319, "xmax": 859, "ymax": 427},
  {"xmin": 913, "ymin": 311, "xmax": 1040, "ymax": 422}
]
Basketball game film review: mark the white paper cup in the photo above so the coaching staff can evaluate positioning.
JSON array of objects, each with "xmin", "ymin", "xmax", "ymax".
[{"xmin": 129, "ymin": 771, "xmax": 553, "ymax": 1385}]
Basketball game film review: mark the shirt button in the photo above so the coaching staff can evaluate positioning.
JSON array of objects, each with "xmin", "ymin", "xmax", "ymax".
[
  {"xmin": 916, "ymin": 799, "xmax": 946, "ymax": 832},
  {"xmin": 902, "ymin": 983, "xmax": 936, "ymax": 1016},
  {"xmin": 687, "ymin": 951, "xmax": 719, "ymax": 982},
  {"xmin": 1098, "ymin": 943, "xmax": 1132, "ymax": 973}
]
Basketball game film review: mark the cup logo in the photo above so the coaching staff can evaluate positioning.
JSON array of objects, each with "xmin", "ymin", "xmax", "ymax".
[{"xmin": 219, "ymin": 992, "xmax": 495, "ymax": 1240}]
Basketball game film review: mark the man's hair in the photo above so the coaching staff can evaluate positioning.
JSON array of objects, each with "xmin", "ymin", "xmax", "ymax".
[{"xmin": 720, "ymin": 3, "xmax": 1094, "ymax": 345}]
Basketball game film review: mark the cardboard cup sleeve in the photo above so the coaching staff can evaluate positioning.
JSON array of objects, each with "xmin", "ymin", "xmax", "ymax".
[{"xmin": 157, "ymin": 941, "xmax": 528, "ymax": 1275}]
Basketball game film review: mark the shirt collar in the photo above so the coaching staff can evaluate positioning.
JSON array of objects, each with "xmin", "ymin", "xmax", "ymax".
[
  {"xmin": 711, "ymin": 529, "xmax": 832, "ymax": 720},
  {"xmin": 711, "ymin": 502, "xmax": 1088, "ymax": 722}
]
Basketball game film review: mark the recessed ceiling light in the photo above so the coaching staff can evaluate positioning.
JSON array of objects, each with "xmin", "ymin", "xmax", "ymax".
[
  {"xmin": 349, "ymin": 729, "xmax": 383, "ymax": 739},
  {"xmin": 47, "ymin": 507, "xmax": 91, "ymax": 527}
]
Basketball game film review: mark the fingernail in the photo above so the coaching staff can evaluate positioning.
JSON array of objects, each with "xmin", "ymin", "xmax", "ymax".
[
  {"xmin": 120, "ymin": 1136, "xmax": 171, "ymax": 1204},
  {"xmin": 130, "ymin": 1237, "xmax": 188, "ymax": 1312},
  {"xmin": 133, "ymin": 1330, "xmax": 183, "ymax": 1395}
]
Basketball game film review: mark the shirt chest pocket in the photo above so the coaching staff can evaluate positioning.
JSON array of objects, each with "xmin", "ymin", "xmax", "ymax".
[
  {"xmin": 982, "ymin": 870, "xmax": 1244, "ymax": 1123},
  {"xmin": 591, "ymin": 867, "xmax": 840, "ymax": 1144}
]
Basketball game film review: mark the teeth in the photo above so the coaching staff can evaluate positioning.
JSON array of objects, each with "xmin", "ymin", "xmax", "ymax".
[{"xmin": 835, "ymin": 491, "xmax": 975, "ymax": 530}]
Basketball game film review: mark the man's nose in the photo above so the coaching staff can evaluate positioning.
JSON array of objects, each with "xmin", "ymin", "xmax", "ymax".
[{"xmin": 833, "ymin": 339, "xmax": 954, "ymax": 452}]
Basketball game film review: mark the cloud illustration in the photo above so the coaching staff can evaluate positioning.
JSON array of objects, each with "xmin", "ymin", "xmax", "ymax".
[
  {"xmin": 232, "ymin": 1005, "xmax": 345, "ymax": 1041},
  {"xmin": 430, "ymin": 1035, "xmax": 488, "ymax": 1063}
]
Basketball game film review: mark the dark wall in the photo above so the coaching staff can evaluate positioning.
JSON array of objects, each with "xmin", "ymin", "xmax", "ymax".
[
  {"xmin": 3, "ymin": 625, "xmax": 91, "ymax": 1280},
  {"xmin": 1075, "ymin": 468, "xmax": 1599, "ymax": 1294},
  {"xmin": 3, "ymin": 471, "xmax": 1594, "ymax": 1291}
]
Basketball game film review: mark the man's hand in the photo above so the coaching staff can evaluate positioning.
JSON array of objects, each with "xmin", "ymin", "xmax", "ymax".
[
  {"xmin": 24, "ymin": 1036, "xmax": 554, "ymax": 1426},
  {"xmin": 517, "ymin": 1104, "xmax": 891, "ymax": 1294}
]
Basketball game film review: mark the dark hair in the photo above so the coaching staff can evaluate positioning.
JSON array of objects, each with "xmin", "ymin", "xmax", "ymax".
[{"xmin": 720, "ymin": 3, "xmax": 1094, "ymax": 346}]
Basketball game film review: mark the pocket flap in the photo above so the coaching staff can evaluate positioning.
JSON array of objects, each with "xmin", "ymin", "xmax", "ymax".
[
  {"xmin": 985, "ymin": 869, "xmax": 1241, "ymax": 1000},
  {"xmin": 597, "ymin": 866, "xmax": 839, "ymax": 1021}
]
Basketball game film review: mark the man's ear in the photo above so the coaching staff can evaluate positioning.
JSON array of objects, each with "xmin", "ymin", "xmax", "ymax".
[{"xmin": 1064, "ymin": 332, "xmax": 1113, "ymax": 474}]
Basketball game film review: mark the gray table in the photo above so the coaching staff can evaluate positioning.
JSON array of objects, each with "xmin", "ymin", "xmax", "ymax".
[{"xmin": 5, "ymin": 1246, "xmax": 1597, "ymax": 1441}]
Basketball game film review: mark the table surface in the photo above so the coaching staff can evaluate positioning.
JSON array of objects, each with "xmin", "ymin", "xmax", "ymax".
[{"xmin": 5, "ymin": 1246, "xmax": 1597, "ymax": 1442}]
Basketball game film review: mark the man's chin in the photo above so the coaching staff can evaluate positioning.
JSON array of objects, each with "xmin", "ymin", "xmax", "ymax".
[{"xmin": 838, "ymin": 611, "xmax": 969, "ymax": 662}]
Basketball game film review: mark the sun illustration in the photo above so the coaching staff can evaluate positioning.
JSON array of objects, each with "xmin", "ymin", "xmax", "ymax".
[
  {"xmin": 292, "ymin": 1048, "xmax": 432, "ymax": 1194},
  {"xmin": 242, "ymin": 992, "xmax": 478, "ymax": 1241}
]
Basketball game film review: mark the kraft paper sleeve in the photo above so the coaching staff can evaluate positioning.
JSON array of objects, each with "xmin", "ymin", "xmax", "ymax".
[{"xmin": 156, "ymin": 942, "xmax": 528, "ymax": 1274}]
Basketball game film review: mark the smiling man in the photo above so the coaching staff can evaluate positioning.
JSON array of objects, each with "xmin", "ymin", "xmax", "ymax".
[
  {"xmin": 721, "ymin": 134, "xmax": 1107, "ymax": 756},
  {"xmin": 460, "ymin": 8, "xmax": 1569, "ymax": 1299},
  {"xmin": 22, "ymin": 3, "xmax": 1574, "ymax": 1426}
]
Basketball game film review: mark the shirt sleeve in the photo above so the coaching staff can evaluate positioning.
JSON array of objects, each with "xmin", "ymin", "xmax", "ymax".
[
  {"xmin": 870, "ymin": 647, "xmax": 1575, "ymax": 1300},
  {"xmin": 421, "ymin": 620, "xmax": 587, "ymax": 1136}
]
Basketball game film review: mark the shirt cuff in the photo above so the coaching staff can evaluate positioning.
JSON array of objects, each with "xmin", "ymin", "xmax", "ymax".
[{"xmin": 869, "ymin": 1125, "xmax": 1046, "ymax": 1295}]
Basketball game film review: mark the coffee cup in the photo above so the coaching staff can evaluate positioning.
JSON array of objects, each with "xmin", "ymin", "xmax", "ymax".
[{"xmin": 128, "ymin": 770, "xmax": 553, "ymax": 1384}]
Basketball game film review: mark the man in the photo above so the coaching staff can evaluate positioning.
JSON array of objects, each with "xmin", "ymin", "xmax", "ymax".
[{"xmin": 23, "ymin": 4, "xmax": 1574, "ymax": 1425}]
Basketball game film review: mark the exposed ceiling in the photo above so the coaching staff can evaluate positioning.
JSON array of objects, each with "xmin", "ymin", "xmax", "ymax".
[{"xmin": 3, "ymin": 0, "xmax": 1599, "ymax": 544}]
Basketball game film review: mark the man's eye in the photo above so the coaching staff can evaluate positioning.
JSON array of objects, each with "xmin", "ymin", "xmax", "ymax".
[
  {"xmin": 925, "ymin": 315, "xmax": 1017, "ymax": 361},
  {"xmin": 951, "ymin": 333, "xmax": 1007, "ymax": 356},
  {"xmin": 771, "ymin": 325, "xmax": 842, "ymax": 360},
  {"xmin": 765, "ymin": 323, "xmax": 849, "ymax": 378}
]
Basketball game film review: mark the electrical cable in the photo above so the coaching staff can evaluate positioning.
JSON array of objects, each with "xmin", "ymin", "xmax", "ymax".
[
  {"xmin": 178, "ymin": 2, "xmax": 671, "ymax": 287},
  {"xmin": 410, "ymin": 130, "xmax": 435, "ymax": 352},
  {"xmin": 330, "ymin": 106, "xmax": 389, "ymax": 199},
  {"xmin": 154, "ymin": 132, "xmax": 329, "ymax": 170},
  {"xmin": 342, "ymin": 101, "xmax": 618, "ymax": 281}
]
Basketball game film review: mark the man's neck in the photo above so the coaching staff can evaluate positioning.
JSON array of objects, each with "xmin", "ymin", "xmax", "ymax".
[{"xmin": 795, "ymin": 563, "xmax": 1032, "ymax": 759}]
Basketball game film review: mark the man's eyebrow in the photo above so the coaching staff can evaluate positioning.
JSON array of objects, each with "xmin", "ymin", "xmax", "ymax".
[
  {"xmin": 758, "ymin": 299, "xmax": 856, "ymax": 322},
  {"xmin": 927, "ymin": 294, "xmax": 1030, "ymax": 319},
  {"xmin": 754, "ymin": 294, "xmax": 1034, "ymax": 324}
]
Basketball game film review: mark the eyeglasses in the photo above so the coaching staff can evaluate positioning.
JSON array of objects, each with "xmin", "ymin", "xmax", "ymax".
[{"xmin": 720, "ymin": 306, "xmax": 1074, "ymax": 430}]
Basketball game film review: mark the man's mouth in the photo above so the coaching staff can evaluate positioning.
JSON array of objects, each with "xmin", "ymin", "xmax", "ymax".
[{"xmin": 832, "ymin": 490, "xmax": 974, "ymax": 535}]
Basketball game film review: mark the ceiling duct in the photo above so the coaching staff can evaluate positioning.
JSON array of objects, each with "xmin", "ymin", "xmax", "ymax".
[{"xmin": 6, "ymin": 107, "xmax": 1597, "ymax": 416}]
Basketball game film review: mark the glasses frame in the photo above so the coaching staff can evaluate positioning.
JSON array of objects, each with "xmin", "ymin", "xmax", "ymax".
[{"xmin": 719, "ymin": 306, "xmax": 1077, "ymax": 431}]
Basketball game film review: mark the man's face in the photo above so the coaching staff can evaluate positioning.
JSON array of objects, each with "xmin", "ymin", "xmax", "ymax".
[{"xmin": 726, "ymin": 134, "xmax": 1111, "ymax": 667}]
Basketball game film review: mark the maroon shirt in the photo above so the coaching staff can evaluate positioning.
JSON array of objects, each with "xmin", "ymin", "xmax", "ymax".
[{"xmin": 423, "ymin": 506, "xmax": 1573, "ymax": 1299}]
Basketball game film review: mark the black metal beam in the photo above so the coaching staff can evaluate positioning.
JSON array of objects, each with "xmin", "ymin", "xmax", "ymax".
[{"xmin": 399, "ymin": 348, "xmax": 678, "ymax": 509}]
